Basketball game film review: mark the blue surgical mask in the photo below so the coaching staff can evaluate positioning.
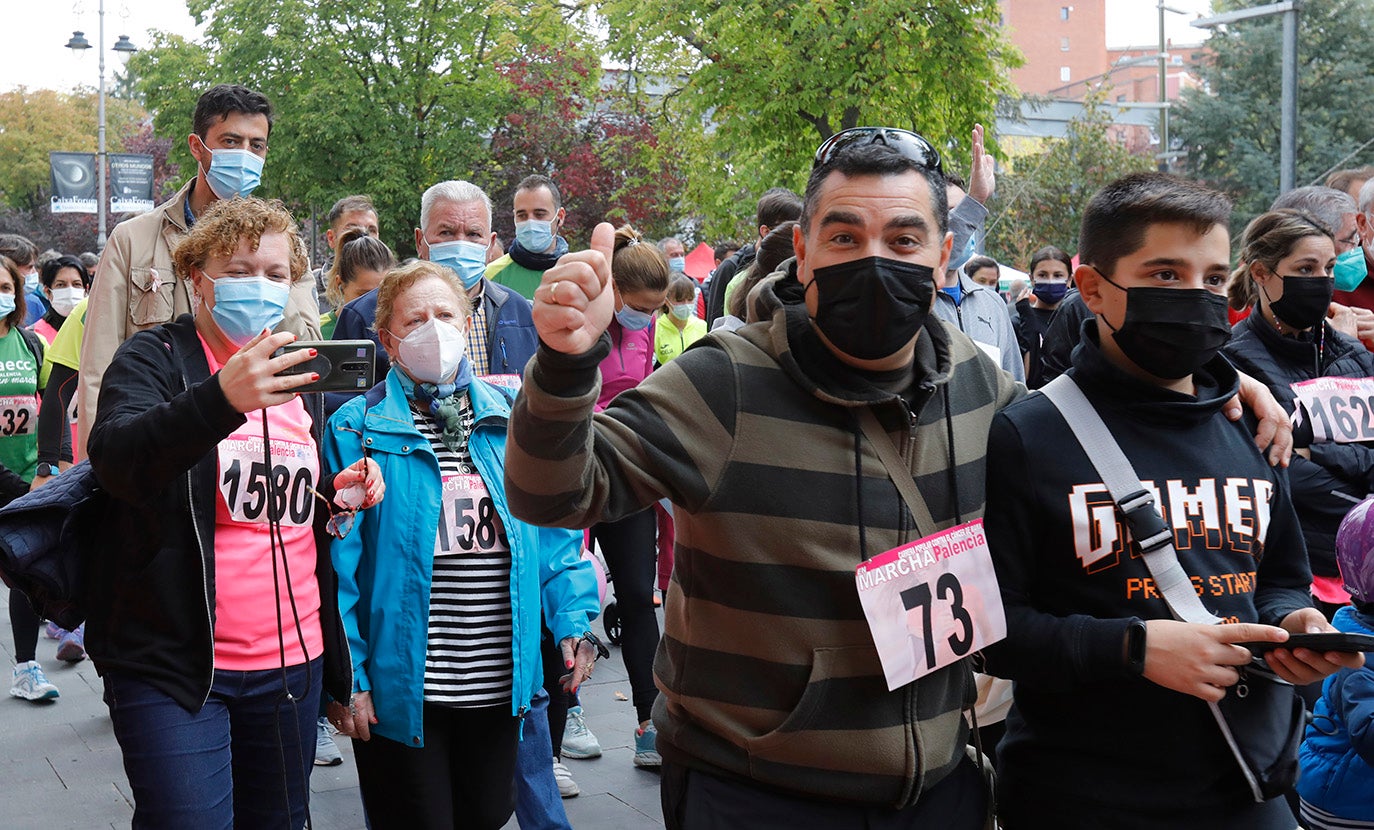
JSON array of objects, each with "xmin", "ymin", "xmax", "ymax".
[
  {"xmin": 23, "ymin": 271, "xmax": 39, "ymax": 293},
  {"xmin": 197, "ymin": 137, "xmax": 264, "ymax": 200},
  {"xmin": 0, "ymin": 294, "xmax": 16, "ymax": 317},
  {"xmin": 615, "ymin": 302, "xmax": 653, "ymax": 331},
  {"xmin": 949, "ymin": 234, "xmax": 977, "ymax": 272},
  {"xmin": 208, "ymin": 275, "xmax": 290, "ymax": 346},
  {"xmin": 427, "ymin": 240, "xmax": 488, "ymax": 290},
  {"xmin": 670, "ymin": 303, "xmax": 694, "ymax": 321},
  {"xmin": 1334, "ymin": 246, "xmax": 1368, "ymax": 292},
  {"xmin": 515, "ymin": 219, "xmax": 555, "ymax": 252},
  {"xmin": 668, "ymin": 256, "xmax": 686, "ymax": 273}
]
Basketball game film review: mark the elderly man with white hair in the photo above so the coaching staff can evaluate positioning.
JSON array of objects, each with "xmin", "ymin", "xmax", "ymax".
[{"xmin": 330, "ymin": 180, "xmax": 538, "ymax": 385}]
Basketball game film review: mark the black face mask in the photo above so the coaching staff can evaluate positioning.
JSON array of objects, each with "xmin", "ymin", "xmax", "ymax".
[
  {"xmin": 1098, "ymin": 279, "xmax": 1232, "ymax": 380},
  {"xmin": 1265, "ymin": 275, "xmax": 1334, "ymax": 331},
  {"xmin": 807, "ymin": 256, "xmax": 936, "ymax": 360}
]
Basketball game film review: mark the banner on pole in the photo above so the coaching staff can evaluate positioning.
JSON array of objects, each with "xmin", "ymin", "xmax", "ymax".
[
  {"xmin": 49, "ymin": 152, "xmax": 98, "ymax": 214},
  {"xmin": 109, "ymin": 154, "xmax": 155, "ymax": 214}
]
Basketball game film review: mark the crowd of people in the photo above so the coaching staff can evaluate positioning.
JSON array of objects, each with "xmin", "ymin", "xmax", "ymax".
[{"xmin": 7, "ymin": 79, "xmax": 1374, "ymax": 830}]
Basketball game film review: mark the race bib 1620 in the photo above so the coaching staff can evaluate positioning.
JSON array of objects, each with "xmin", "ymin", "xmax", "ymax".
[{"xmin": 1291, "ymin": 377, "xmax": 1374, "ymax": 444}]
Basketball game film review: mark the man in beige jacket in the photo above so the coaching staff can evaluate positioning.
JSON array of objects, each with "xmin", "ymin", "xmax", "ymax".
[{"xmin": 76, "ymin": 84, "xmax": 320, "ymax": 458}]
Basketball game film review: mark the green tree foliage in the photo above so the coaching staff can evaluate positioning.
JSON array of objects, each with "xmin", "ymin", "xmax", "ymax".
[
  {"xmin": 0, "ymin": 88, "xmax": 145, "ymax": 211},
  {"xmin": 1173, "ymin": 0, "xmax": 1374, "ymax": 230},
  {"xmin": 132, "ymin": 0, "xmax": 588, "ymax": 258},
  {"xmin": 596, "ymin": 0, "xmax": 1021, "ymax": 239},
  {"xmin": 984, "ymin": 93, "xmax": 1152, "ymax": 267}
]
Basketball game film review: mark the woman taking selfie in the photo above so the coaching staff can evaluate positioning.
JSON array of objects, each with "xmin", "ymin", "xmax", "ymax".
[{"xmin": 87, "ymin": 197, "xmax": 381, "ymax": 828}]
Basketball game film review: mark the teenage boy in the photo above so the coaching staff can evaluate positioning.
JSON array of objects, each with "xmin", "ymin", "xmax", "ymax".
[{"xmin": 982, "ymin": 173, "xmax": 1361, "ymax": 829}]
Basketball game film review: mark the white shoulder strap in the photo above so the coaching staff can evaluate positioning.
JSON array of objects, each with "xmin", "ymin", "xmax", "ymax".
[{"xmin": 1038, "ymin": 375, "xmax": 1222, "ymax": 625}]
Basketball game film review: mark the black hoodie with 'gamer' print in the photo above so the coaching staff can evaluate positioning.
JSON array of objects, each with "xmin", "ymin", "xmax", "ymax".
[{"xmin": 981, "ymin": 322, "xmax": 1311, "ymax": 830}]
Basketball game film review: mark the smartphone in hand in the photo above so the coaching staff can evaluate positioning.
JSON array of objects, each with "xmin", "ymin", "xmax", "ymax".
[{"xmin": 274, "ymin": 340, "xmax": 376, "ymax": 394}]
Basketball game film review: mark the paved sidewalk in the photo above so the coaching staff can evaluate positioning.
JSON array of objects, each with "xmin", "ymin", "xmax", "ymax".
[{"xmin": 0, "ymin": 588, "xmax": 665, "ymax": 829}]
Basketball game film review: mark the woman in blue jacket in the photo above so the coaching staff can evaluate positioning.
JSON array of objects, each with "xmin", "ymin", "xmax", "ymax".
[{"xmin": 324, "ymin": 260, "xmax": 600, "ymax": 830}]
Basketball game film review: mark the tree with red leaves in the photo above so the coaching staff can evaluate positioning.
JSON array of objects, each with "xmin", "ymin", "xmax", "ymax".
[{"xmin": 483, "ymin": 45, "xmax": 686, "ymax": 248}]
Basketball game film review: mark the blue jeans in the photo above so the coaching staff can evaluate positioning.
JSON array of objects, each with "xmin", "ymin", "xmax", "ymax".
[
  {"xmin": 514, "ymin": 688, "xmax": 573, "ymax": 830},
  {"xmin": 103, "ymin": 658, "xmax": 322, "ymax": 830}
]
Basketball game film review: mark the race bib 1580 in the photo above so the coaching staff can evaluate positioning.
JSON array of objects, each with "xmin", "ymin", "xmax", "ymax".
[
  {"xmin": 856, "ymin": 520, "xmax": 1007, "ymax": 690},
  {"xmin": 217, "ymin": 437, "xmax": 318, "ymax": 527},
  {"xmin": 1291, "ymin": 377, "xmax": 1374, "ymax": 443}
]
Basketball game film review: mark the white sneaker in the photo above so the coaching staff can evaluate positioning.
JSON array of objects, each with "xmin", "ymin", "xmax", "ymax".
[
  {"xmin": 561, "ymin": 705, "xmax": 602, "ymax": 759},
  {"xmin": 10, "ymin": 661, "xmax": 58, "ymax": 702},
  {"xmin": 552, "ymin": 760, "xmax": 579, "ymax": 798}
]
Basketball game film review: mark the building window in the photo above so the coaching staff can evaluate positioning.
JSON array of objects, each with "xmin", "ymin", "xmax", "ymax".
[
  {"xmin": 1061, "ymin": 6, "xmax": 1071, "ymax": 21},
  {"xmin": 1117, "ymin": 94, "xmax": 1127, "ymax": 102},
  {"xmin": 1060, "ymin": 66, "xmax": 1071, "ymax": 82},
  {"xmin": 1061, "ymin": 37, "xmax": 1070, "ymax": 51}
]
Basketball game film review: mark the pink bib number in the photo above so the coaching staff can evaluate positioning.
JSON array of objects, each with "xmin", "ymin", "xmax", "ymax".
[
  {"xmin": 435, "ymin": 473, "xmax": 508, "ymax": 557},
  {"xmin": 855, "ymin": 520, "xmax": 1007, "ymax": 690},
  {"xmin": 217, "ymin": 437, "xmax": 318, "ymax": 527},
  {"xmin": 0, "ymin": 394, "xmax": 38, "ymax": 437},
  {"xmin": 1291, "ymin": 377, "xmax": 1374, "ymax": 443}
]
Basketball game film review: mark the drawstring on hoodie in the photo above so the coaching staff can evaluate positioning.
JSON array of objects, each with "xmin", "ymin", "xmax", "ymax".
[
  {"xmin": 852, "ymin": 412, "xmax": 868, "ymax": 561},
  {"xmin": 943, "ymin": 386, "xmax": 963, "ymax": 525}
]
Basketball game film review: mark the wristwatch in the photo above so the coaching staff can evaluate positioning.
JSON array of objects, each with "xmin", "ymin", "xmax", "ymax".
[
  {"xmin": 35, "ymin": 463, "xmax": 59, "ymax": 478},
  {"xmin": 1125, "ymin": 619, "xmax": 1148, "ymax": 676}
]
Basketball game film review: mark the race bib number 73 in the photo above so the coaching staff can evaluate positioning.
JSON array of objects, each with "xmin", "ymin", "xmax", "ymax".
[
  {"xmin": 1291, "ymin": 377, "xmax": 1374, "ymax": 444},
  {"xmin": 856, "ymin": 520, "xmax": 1007, "ymax": 691}
]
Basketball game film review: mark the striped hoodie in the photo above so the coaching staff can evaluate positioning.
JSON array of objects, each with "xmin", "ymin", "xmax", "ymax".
[{"xmin": 506, "ymin": 263, "xmax": 1023, "ymax": 807}]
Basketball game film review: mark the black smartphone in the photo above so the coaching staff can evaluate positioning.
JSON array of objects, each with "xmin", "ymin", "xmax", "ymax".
[
  {"xmin": 274, "ymin": 340, "xmax": 376, "ymax": 394},
  {"xmin": 1242, "ymin": 632, "xmax": 1374, "ymax": 655}
]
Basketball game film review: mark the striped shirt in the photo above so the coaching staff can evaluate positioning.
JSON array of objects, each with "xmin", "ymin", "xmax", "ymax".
[{"xmin": 413, "ymin": 391, "xmax": 513, "ymax": 708}]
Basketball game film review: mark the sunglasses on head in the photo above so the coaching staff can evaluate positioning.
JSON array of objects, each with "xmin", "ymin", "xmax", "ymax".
[{"xmin": 812, "ymin": 127, "xmax": 943, "ymax": 175}]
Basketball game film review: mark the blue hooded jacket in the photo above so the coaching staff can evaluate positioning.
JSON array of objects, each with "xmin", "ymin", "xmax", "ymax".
[
  {"xmin": 324, "ymin": 367, "xmax": 596, "ymax": 747},
  {"xmin": 1298, "ymin": 605, "xmax": 1374, "ymax": 819}
]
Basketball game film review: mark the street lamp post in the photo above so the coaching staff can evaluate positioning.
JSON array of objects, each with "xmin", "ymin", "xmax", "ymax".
[
  {"xmin": 1158, "ymin": 2, "xmax": 1190, "ymax": 172},
  {"xmin": 65, "ymin": 1, "xmax": 137, "ymax": 251},
  {"xmin": 1192, "ymin": 1, "xmax": 1299, "ymax": 193}
]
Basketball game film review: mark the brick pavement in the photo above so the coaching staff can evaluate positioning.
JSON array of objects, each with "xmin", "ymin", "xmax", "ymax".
[{"xmin": 0, "ymin": 589, "xmax": 664, "ymax": 829}]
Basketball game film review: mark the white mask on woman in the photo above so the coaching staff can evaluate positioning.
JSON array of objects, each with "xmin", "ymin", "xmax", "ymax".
[
  {"xmin": 391, "ymin": 318, "xmax": 467, "ymax": 384},
  {"xmin": 49, "ymin": 286, "xmax": 85, "ymax": 317}
]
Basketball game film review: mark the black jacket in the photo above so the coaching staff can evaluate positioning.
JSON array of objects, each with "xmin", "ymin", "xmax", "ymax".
[
  {"xmin": 705, "ymin": 243, "xmax": 755, "ymax": 326},
  {"xmin": 1224, "ymin": 314, "xmax": 1374, "ymax": 579},
  {"xmin": 87, "ymin": 315, "xmax": 351, "ymax": 711},
  {"xmin": 983, "ymin": 323, "xmax": 1311, "ymax": 829}
]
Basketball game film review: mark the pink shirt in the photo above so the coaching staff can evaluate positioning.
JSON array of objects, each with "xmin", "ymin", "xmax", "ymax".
[
  {"xmin": 596, "ymin": 318, "xmax": 655, "ymax": 412},
  {"xmin": 200, "ymin": 335, "xmax": 324, "ymax": 670}
]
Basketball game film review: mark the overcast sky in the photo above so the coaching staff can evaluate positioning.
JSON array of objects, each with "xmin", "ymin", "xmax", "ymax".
[{"xmin": 2, "ymin": 1, "xmax": 1215, "ymax": 94}]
